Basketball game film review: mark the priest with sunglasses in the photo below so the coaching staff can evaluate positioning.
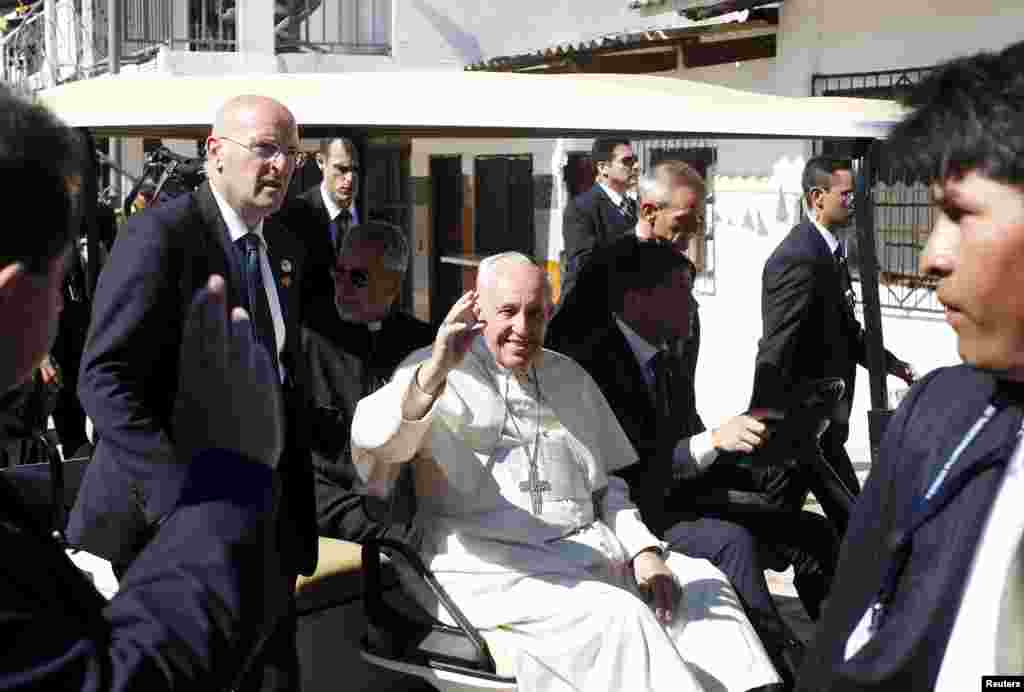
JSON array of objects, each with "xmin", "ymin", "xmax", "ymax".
[{"xmin": 302, "ymin": 221, "xmax": 434, "ymax": 542}]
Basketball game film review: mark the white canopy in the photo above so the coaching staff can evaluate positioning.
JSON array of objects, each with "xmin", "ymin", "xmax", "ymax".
[{"xmin": 37, "ymin": 70, "xmax": 908, "ymax": 140}]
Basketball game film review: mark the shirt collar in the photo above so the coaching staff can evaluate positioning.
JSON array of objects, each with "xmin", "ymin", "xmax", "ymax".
[
  {"xmin": 599, "ymin": 182, "xmax": 626, "ymax": 209},
  {"xmin": 209, "ymin": 182, "xmax": 265, "ymax": 243},
  {"xmin": 320, "ymin": 181, "xmax": 357, "ymax": 224},
  {"xmin": 614, "ymin": 315, "xmax": 664, "ymax": 370},
  {"xmin": 805, "ymin": 202, "xmax": 840, "ymax": 255}
]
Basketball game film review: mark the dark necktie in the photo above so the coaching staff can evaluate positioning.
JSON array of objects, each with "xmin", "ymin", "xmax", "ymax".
[
  {"xmin": 622, "ymin": 197, "xmax": 637, "ymax": 222},
  {"xmin": 834, "ymin": 244, "xmax": 856, "ymax": 315},
  {"xmin": 650, "ymin": 350, "xmax": 676, "ymax": 431},
  {"xmin": 331, "ymin": 208, "xmax": 352, "ymax": 255},
  {"xmin": 238, "ymin": 232, "xmax": 280, "ymax": 378}
]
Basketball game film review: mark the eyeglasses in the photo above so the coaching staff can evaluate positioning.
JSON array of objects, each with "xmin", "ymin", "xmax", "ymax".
[
  {"xmin": 613, "ymin": 156, "xmax": 638, "ymax": 168},
  {"xmin": 813, "ymin": 187, "xmax": 855, "ymax": 204},
  {"xmin": 330, "ymin": 266, "xmax": 369, "ymax": 289},
  {"xmin": 219, "ymin": 136, "xmax": 307, "ymax": 166}
]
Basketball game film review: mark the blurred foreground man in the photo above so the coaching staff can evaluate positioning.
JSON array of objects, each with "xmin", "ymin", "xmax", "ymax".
[
  {"xmin": 798, "ymin": 40, "xmax": 1024, "ymax": 690},
  {"xmin": 352, "ymin": 252, "xmax": 783, "ymax": 692},
  {"xmin": 0, "ymin": 85, "xmax": 285, "ymax": 690},
  {"xmin": 69, "ymin": 95, "xmax": 317, "ymax": 691}
]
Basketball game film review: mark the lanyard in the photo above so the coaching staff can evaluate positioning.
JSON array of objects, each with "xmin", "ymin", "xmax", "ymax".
[{"xmin": 869, "ymin": 400, "xmax": 1024, "ymax": 634}]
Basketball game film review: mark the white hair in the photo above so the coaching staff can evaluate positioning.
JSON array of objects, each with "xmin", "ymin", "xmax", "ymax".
[
  {"xmin": 637, "ymin": 173, "xmax": 671, "ymax": 207},
  {"xmin": 476, "ymin": 251, "xmax": 552, "ymax": 301}
]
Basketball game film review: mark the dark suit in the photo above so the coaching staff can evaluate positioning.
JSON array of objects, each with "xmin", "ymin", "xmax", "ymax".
[
  {"xmin": 570, "ymin": 321, "xmax": 837, "ymax": 674},
  {"xmin": 1, "ymin": 450, "xmax": 280, "ymax": 690},
  {"xmin": 275, "ymin": 185, "xmax": 354, "ymax": 326},
  {"xmin": 798, "ymin": 366, "xmax": 1024, "ymax": 690},
  {"xmin": 69, "ymin": 182, "xmax": 317, "ymax": 690},
  {"xmin": 752, "ymin": 219, "xmax": 900, "ymax": 497},
  {"xmin": 548, "ymin": 232, "xmax": 700, "ymax": 381},
  {"xmin": 302, "ymin": 305, "xmax": 433, "ymax": 542},
  {"xmin": 560, "ymin": 184, "xmax": 636, "ymax": 303}
]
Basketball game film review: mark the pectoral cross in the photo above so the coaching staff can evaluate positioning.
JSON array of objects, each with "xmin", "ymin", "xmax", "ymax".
[{"xmin": 520, "ymin": 467, "xmax": 551, "ymax": 515}]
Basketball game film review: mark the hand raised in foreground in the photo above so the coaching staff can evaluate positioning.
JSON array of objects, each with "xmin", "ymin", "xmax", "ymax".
[
  {"xmin": 634, "ymin": 549, "xmax": 680, "ymax": 625},
  {"xmin": 173, "ymin": 275, "xmax": 283, "ymax": 468},
  {"xmin": 417, "ymin": 290, "xmax": 485, "ymax": 396}
]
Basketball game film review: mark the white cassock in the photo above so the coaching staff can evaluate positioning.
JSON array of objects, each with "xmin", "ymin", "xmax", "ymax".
[{"xmin": 353, "ymin": 337, "xmax": 780, "ymax": 692}]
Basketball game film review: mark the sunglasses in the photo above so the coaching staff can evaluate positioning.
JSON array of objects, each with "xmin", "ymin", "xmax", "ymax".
[{"xmin": 330, "ymin": 266, "xmax": 369, "ymax": 288}]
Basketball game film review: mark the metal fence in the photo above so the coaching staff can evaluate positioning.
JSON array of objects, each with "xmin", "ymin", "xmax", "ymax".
[
  {"xmin": 280, "ymin": 0, "xmax": 391, "ymax": 54},
  {"xmin": 813, "ymin": 66, "xmax": 941, "ymax": 313}
]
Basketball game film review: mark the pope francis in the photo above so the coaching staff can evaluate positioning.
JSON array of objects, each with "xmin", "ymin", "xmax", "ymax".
[{"xmin": 352, "ymin": 252, "xmax": 781, "ymax": 692}]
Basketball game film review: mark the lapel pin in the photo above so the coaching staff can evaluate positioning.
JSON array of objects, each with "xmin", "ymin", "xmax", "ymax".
[{"xmin": 281, "ymin": 259, "xmax": 293, "ymax": 274}]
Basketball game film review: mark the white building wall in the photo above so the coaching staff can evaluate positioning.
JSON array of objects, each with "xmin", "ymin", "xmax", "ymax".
[{"xmin": 620, "ymin": 0, "xmax": 1022, "ymax": 468}]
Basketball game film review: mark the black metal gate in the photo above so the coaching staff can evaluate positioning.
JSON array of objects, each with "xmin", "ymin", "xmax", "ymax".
[{"xmin": 813, "ymin": 67, "xmax": 941, "ymax": 313}]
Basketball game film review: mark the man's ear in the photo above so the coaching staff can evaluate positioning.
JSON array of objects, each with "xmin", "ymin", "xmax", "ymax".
[
  {"xmin": 315, "ymin": 152, "xmax": 327, "ymax": 172},
  {"xmin": 640, "ymin": 201, "xmax": 658, "ymax": 224},
  {"xmin": 0, "ymin": 262, "xmax": 25, "ymax": 303}
]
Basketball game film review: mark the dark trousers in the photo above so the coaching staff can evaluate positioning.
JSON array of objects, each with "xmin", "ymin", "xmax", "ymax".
[
  {"xmin": 665, "ymin": 517, "xmax": 789, "ymax": 638},
  {"xmin": 236, "ymin": 582, "xmax": 301, "ymax": 692},
  {"xmin": 820, "ymin": 421, "xmax": 860, "ymax": 496},
  {"xmin": 704, "ymin": 508, "xmax": 838, "ymax": 622}
]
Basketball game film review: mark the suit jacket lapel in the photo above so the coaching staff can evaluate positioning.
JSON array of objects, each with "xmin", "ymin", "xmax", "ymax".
[
  {"xmin": 595, "ymin": 188, "xmax": 622, "ymax": 240},
  {"xmin": 195, "ymin": 183, "xmax": 244, "ymax": 309},
  {"xmin": 263, "ymin": 221, "xmax": 296, "ymax": 327},
  {"xmin": 603, "ymin": 324, "xmax": 658, "ymax": 433}
]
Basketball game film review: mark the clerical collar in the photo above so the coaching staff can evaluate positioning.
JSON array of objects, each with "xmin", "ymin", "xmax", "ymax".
[{"xmin": 334, "ymin": 302, "xmax": 384, "ymax": 331}]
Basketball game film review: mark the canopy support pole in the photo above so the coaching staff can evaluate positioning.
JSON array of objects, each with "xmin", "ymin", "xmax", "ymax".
[{"xmin": 855, "ymin": 137, "xmax": 890, "ymax": 465}]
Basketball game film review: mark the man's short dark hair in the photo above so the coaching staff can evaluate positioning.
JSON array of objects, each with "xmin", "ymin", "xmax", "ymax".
[
  {"xmin": 888, "ymin": 40, "xmax": 1024, "ymax": 186},
  {"xmin": 592, "ymin": 137, "xmax": 631, "ymax": 165},
  {"xmin": 0, "ymin": 85, "xmax": 80, "ymax": 273},
  {"xmin": 610, "ymin": 242, "xmax": 692, "ymax": 312},
  {"xmin": 318, "ymin": 136, "xmax": 359, "ymax": 164},
  {"xmin": 802, "ymin": 156, "xmax": 853, "ymax": 202}
]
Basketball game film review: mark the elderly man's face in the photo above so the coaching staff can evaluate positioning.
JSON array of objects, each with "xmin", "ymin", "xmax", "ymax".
[
  {"xmin": 334, "ymin": 239, "xmax": 401, "ymax": 324},
  {"xmin": 652, "ymin": 183, "xmax": 704, "ymax": 245},
  {"xmin": 318, "ymin": 140, "xmax": 359, "ymax": 210},
  {"xmin": 477, "ymin": 262, "xmax": 550, "ymax": 373},
  {"xmin": 208, "ymin": 101, "xmax": 299, "ymax": 225},
  {"xmin": 922, "ymin": 171, "xmax": 1024, "ymax": 378}
]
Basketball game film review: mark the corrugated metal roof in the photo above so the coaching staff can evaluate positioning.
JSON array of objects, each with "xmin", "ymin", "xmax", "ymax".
[{"xmin": 465, "ymin": 11, "xmax": 775, "ymax": 72}]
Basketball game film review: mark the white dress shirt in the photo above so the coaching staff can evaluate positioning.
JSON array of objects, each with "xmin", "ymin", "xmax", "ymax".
[
  {"xmin": 209, "ymin": 185, "xmax": 286, "ymax": 381},
  {"xmin": 320, "ymin": 181, "xmax": 359, "ymax": 228},
  {"xmin": 935, "ymin": 434, "xmax": 1024, "ymax": 689},
  {"xmin": 613, "ymin": 316, "xmax": 717, "ymax": 478},
  {"xmin": 806, "ymin": 206, "xmax": 841, "ymax": 256},
  {"xmin": 598, "ymin": 182, "xmax": 636, "ymax": 218}
]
